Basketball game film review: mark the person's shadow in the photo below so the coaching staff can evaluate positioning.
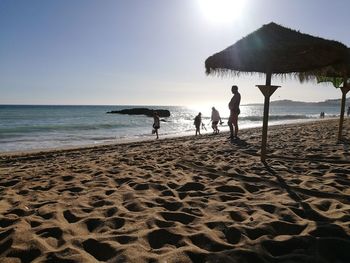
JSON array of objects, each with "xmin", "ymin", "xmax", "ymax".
[
  {"xmin": 338, "ymin": 138, "xmax": 350, "ymax": 145},
  {"xmin": 230, "ymin": 137, "xmax": 248, "ymax": 147}
]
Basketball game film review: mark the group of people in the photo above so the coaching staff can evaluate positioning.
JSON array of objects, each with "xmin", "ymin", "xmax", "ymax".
[
  {"xmin": 153, "ymin": 85, "xmax": 241, "ymax": 141},
  {"xmin": 193, "ymin": 106, "xmax": 226, "ymax": 136},
  {"xmin": 193, "ymin": 108, "xmax": 222, "ymax": 136},
  {"xmin": 194, "ymin": 85, "xmax": 241, "ymax": 140}
]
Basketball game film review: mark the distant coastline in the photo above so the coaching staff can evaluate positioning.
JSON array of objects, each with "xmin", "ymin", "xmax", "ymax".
[{"xmin": 245, "ymin": 97, "xmax": 350, "ymax": 107}]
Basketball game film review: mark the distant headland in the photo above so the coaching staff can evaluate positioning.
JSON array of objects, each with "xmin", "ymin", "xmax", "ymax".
[{"xmin": 246, "ymin": 97, "xmax": 350, "ymax": 107}]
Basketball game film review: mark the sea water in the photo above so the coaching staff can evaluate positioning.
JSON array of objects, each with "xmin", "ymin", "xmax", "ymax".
[{"xmin": 0, "ymin": 104, "xmax": 341, "ymax": 152}]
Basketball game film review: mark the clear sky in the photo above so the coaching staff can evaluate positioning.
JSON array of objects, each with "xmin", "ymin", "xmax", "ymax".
[{"xmin": 1, "ymin": 0, "xmax": 349, "ymax": 106}]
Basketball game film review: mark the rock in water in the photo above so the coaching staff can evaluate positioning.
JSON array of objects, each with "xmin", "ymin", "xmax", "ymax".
[{"xmin": 107, "ymin": 108, "xmax": 170, "ymax": 117}]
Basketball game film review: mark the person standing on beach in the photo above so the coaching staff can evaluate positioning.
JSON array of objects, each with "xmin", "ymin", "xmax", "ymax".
[
  {"xmin": 152, "ymin": 111, "xmax": 160, "ymax": 139},
  {"xmin": 228, "ymin": 85, "xmax": 241, "ymax": 140},
  {"xmin": 194, "ymin": 112, "xmax": 202, "ymax": 136},
  {"xmin": 211, "ymin": 107, "xmax": 222, "ymax": 134}
]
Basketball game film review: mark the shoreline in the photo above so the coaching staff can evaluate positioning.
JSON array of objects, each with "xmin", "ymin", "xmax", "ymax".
[{"xmin": 0, "ymin": 117, "xmax": 337, "ymax": 158}]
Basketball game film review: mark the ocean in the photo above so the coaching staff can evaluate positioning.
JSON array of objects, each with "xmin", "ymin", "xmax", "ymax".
[{"xmin": 0, "ymin": 104, "xmax": 342, "ymax": 153}]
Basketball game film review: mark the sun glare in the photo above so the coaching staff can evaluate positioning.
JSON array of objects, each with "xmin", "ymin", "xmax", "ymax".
[{"xmin": 198, "ymin": 0, "xmax": 246, "ymax": 24}]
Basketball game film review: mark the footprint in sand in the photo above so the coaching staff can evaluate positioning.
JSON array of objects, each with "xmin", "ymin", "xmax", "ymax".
[
  {"xmin": 82, "ymin": 238, "xmax": 117, "ymax": 261},
  {"xmin": 124, "ymin": 201, "xmax": 145, "ymax": 212},
  {"xmin": 160, "ymin": 189, "xmax": 176, "ymax": 197},
  {"xmin": 90, "ymin": 199, "xmax": 114, "ymax": 208},
  {"xmin": 29, "ymin": 220, "xmax": 42, "ymax": 228},
  {"xmin": 63, "ymin": 210, "xmax": 81, "ymax": 223},
  {"xmin": 261, "ymin": 236, "xmax": 311, "ymax": 257},
  {"xmin": 160, "ymin": 211, "xmax": 196, "ymax": 224},
  {"xmin": 105, "ymin": 189, "xmax": 115, "ymax": 195},
  {"xmin": 147, "ymin": 229, "xmax": 183, "ymax": 249},
  {"xmin": 36, "ymin": 227, "xmax": 65, "ymax": 247},
  {"xmin": 5, "ymin": 207, "xmax": 32, "ymax": 217},
  {"xmin": 104, "ymin": 207, "xmax": 118, "ymax": 217},
  {"xmin": 154, "ymin": 198, "xmax": 183, "ymax": 211},
  {"xmin": 6, "ymin": 248, "xmax": 42, "ymax": 263},
  {"xmin": 133, "ymin": 183, "xmax": 149, "ymax": 191},
  {"xmin": 0, "ymin": 236, "xmax": 13, "ymax": 256},
  {"xmin": 0, "ymin": 179, "xmax": 20, "ymax": 187},
  {"xmin": 113, "ymin": 235, "xmax": 137, "ymax": 245},
  {"xmin": 177, "ymin": 182, "xmax": 205, "ymax": 192},
  {"xmin": 189, "ymin": 233, "xmax": 232, "ymax": 252},
  {"xmin": 105, "ymin": 217, "xmax": 125, "ymax": 230},
  {"xmin": 0, "ymin": 218, "xmax": 18, "ymax": 228},
  {"xmin": 84, "ymin": 218, "xmax": 103, "ymax": 232},
  {"xmin": 309, "ymin": 224, "xmax": 348, "ymax": 239},
  {"xmin": 61, "ymin": 175, "xmax": 74, "ymax": 181},
  {"xmin": 215, "ymin": 185, "xmax": 245, "ymax": 193}
]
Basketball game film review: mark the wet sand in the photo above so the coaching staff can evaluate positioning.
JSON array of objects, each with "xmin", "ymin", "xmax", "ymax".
[{"xmin": 1, "ymin": 119, "xmax": 350, "ymax": 262}]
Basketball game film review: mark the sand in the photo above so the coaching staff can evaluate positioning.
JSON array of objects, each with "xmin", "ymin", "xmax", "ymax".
[{"xmin": 0, "ymin": 119, "xmax": 350, "ymax": 263}]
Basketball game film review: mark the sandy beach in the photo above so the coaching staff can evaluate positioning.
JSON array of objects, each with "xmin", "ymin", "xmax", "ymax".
[{"xmin": 1, "ymin": 119, "xmax": 350, "ymax": 263}]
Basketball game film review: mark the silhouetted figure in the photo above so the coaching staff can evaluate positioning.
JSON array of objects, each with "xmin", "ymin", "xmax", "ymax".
[
  {"xmin": 211, "ymin": 107, "xmax": 222, "ymax": 134},
  {"xmin": 228, "ymin": 85, "xmax": 241, "ymax": 139},
  {"xmin": 152, "ymin": 111, "xmax": 160, "ymax": 139},
  {"xmin": 194, "ymin": 112, "xmax": 202, "ymax": 136},
  {"xmin": 347, "ymin": 106, "xmax": 350, "ymax": 117},
  {"xmin": 320, "ymin": 112, "xmax": 325, "ymax": 119}
]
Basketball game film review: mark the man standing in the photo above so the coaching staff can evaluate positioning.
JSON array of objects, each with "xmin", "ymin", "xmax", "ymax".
[
  {"xmin": 211, "ymin": 107, "xmax": 222, "ymax": 134},
  {"xmin": 228, "ymin": 85, "xmax": 241, "ymax": 140}
]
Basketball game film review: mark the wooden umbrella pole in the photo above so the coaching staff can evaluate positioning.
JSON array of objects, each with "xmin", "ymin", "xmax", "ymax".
[
  {"xmin": 338, "ymin": 76, "xmax": 349, "ymax": 141},
  {"xmin": 261, "ymin": 73, "xmax": 272, "ymax": 162},
  {"xmin": 257, "ymin": 72, "xmax": 279, "ymax": 162}
]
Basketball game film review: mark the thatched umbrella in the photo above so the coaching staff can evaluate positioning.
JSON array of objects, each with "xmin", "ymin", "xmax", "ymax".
[
  {"xmin": 205, "ymin": 22, "xmax": 347, "ymax": 161},
  {"xmin": 299, "ymin": 49, "xmax": 350, "ymax": 141}
]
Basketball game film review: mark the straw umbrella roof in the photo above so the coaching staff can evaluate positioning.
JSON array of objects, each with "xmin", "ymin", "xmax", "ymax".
[
  {"xmin": 298, "ymin": 48, "xmax": 350, "ymax": 142},
  {"xmin": 205, "ymin": 22, "xmax": 347, "ymax": 76}
]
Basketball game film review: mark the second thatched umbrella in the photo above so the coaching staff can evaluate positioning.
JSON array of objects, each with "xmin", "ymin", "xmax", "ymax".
[
  {"xmin": 299, "ymin": 49, "xmax": 350, "ymax": 141},
  {"xmin": 205, "ymin": 22, "xmax": 347, "ymax": 161}
]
